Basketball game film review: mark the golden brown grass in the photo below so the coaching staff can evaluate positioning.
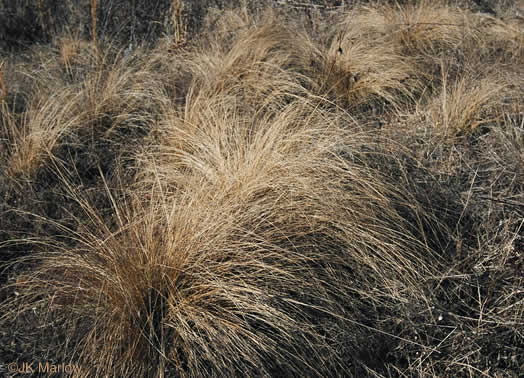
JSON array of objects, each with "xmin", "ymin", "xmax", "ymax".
[
  {"xmin": 325, "ymin": 2, "xmax": 478, "ymax": 56},
  {"xmin": 316, "ymin": 31, "xmax": 420, "ymax": 111},
  {"xmin": 1, "ymin": 2, "xmax": 523, "ymax": 377},
  {"xmin": 183, "ymin": 10, "xmax": 316, "ymax": 114},
  {"xmin": 429, "ymin": 68, "xmax": 508, "ymax": 137},
  {"xmin": 386, "ymin": 2, "xmax": 476, "ymax": 55},
  {"xmin": 58, "ymin": 36, "xmax": 91, "ymax": 76},
  {"xmin": 307, "ymin": 3, "xmax": 460, "ymax": 111},
  {"xmin": 4, "ymin": 43, "xmax": 167, "ymax": 176},
  {"xmin": 4, "ymin": 94, "xmax": 442, "ymax": 376},
  {"xmin": 6, "ymin": 87, "xmax": 84, "ymax": 174},
  {"xmin": 483, "ymin": 16, "xmax": 524, "ymax": 63}
]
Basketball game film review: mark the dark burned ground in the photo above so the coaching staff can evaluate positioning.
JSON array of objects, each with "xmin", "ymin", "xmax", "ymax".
[{"xmin": 0, "ymin": 0, "xmax": 504, "ymax": 52}]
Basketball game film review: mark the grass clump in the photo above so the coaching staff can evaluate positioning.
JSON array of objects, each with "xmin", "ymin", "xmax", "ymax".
[
  {"xmin": 3, "ymin": 42, "xmax": 167, "ymax": 177},
  {"xmin": 0, "ymin": 1, "xmax": 523, "ymax": 377},
  {"xmin": 4, "ymin": 95, "xmax": 444, "ymax": 376},
  {"xmin": 316, "ymin": 32, "xmax": 420, "ymax": 111},
  {"xmin": 429, "ymin": 70, "xmax": 508, "ymax": 138},
  {"xmin": 183, "ymin": 10, "xmax": 316, "ymax": 116}
]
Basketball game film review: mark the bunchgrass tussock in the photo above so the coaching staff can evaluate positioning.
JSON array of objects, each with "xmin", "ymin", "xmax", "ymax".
[
  {"xmin": 317, "ymin": 32, "xmax": 420, "ymax": 111},
  {"xmin": 308, "ymin": 5, "xmax": 430, "ymax": 112},
  {"xmin": 1, "ymin": 2, "xmax": 523, "ymax": 377},
  {"xmin": 482, "ymin": 16, "xmax": 524, "ymax": 64},
  {"xmin": 5, "ymin": 42, "xmax": 167, "ymax": 177},
  {"xmin": 387, "ymin": 2, "xmax": 476, "ymax": 55},
  {"xmin": 183, "ymin": 11, "xmax": 316, "ymax": 115},
  {"xmin": 429, "ymin": 67, "xmax": 508, "ymax": 138},
  {"xmin": 56, "ymin": 35, "xmax": 92, "ymax": 77},
  {"xmin": 345, "ymin": 2, "xmax": 481, "ymax": 56},
  {"xmin": 3, "ymin": 92, "xmax": 444, "ymax": 376}
]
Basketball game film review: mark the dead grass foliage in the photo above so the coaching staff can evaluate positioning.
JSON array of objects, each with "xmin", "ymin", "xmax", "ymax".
[
  {"xmin": 4, "ymin": 43, "xmax": 167, "ymax": 176},
  {"xmin": 1, "ymin": 2, "xmax": 523, "ymax": 377},
  {"xmin": 3, "ymin": 91, "xmax": 444, "ymax": 376}
]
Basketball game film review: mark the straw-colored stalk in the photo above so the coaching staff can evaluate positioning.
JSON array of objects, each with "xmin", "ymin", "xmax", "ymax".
[
  {"xmin": 91, "ymin": 0, "xmax": 98, "ymax": 49},
  {"xmin": 172, "ymin": 0, "xmax": 186, "ymax": 47},
  {"xmin": 0, "ymin": 61, "xmax": 7, "ymax": 102}
]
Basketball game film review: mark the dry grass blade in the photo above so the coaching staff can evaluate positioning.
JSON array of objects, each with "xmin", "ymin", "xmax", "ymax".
[
  {"xmin": 90, "ymin": 0, "xmax": 97, "ymax": 42},
  {"xmin": 0, "ymin": 2, "xmax": 523, "ymax": 377},
  {"xmin": 172, "ymin": 0, "xmax": 186, "ymax": 48},
  {"xmin": 0, "ymin": 61, "xmax": 7, "ymax": 102}
]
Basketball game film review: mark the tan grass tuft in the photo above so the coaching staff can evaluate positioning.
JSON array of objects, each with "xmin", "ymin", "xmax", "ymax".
[
  {"xmin": 346, "ymin": 2, "xmax": 480, "ymax": 55},
  {"xmin": 429, "ymin": 68, "xmax": 507, "ymax": 137},
  {"xmin": 6, "ymin": 44, "xmax": 166, "ymax": 176},
  {"xmin": 58, "ymin": 36, "xmax": 91, "ymax": 75},
  {"xmin": 184, "ymin": 11, "xmax": 316, "ymax": 114},
  {"xmin": 316, "ymin": 33, "xmax": 420, "ymax": 110},
  {"xmin": 483, "ymin": 17, "xmax": 524, "ymax": 63},
  {"xmin": 388, "ymin": 2, "xmax": 475, "ymax": 54},
  {"xmin": 3, "ymin": 94, "xmax": 442, "ymax": 376}
]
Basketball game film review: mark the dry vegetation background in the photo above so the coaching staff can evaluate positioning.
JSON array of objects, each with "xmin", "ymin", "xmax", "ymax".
[{"xmin": 0, "ymin": 0, "xmax": 523, "ymax": 377}]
